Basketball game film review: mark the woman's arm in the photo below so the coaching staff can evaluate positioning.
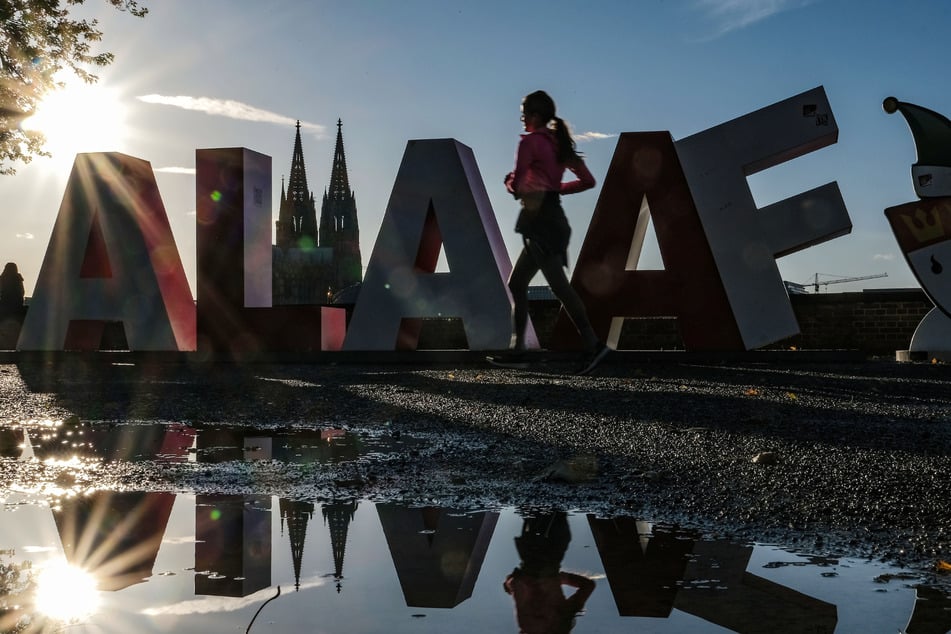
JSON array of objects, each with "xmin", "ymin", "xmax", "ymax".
[
  {"xmin": 560, "ymin": 572, "xmax": 595, "ymax": 612},
  {"xmin": 560, "ymin": 158, "xmax": 595, "ymax": 195}
]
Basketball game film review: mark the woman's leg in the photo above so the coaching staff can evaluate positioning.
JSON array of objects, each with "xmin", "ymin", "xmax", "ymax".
[
  {"xmin": 535, "ymin": 244, "xmax": 599, "ymax": 350},
  {"xmin": 508, "ymin": 243, "xmax": 540, "ymax": 350}
]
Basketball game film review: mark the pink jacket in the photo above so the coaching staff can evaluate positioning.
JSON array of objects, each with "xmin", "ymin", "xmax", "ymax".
[{"xmin": 507, "ymin": 129, "xmax": 595, "ymax": 197}]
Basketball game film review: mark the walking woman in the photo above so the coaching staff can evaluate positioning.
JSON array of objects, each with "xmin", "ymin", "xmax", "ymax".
[{"xmin": 489, "ymin": 90, "xmax": 609, "ymax": 374}]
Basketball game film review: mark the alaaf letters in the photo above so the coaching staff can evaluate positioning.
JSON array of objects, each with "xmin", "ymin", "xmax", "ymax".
[{"xmin": 17, "ymin": 87, "xmax": 851, "ymax": 356}]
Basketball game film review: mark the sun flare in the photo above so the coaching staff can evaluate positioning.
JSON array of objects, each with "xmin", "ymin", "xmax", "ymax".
[
  {"xmin": 22, "ymin": 72, "xmax": 129, "ymax": 171},
  {"xmin": 34, "ymin": 559, "xmax": 102, "ymax": 623}
]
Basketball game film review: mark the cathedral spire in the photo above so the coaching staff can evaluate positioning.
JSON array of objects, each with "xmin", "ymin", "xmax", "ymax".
[
  {"xmin": 319, "ymin": 119, "xmax": 363, "ymax": 294},
  {"xmin": 288, "ymin": 121, "xmax": 310, "ymax": 204},
  {"xmin": 327, "ymin": 119, "xmax": 351, "ymax": 200},
  {"xmin": 276, "ymin": 120, "xmax": 319, "ymax": 249}
]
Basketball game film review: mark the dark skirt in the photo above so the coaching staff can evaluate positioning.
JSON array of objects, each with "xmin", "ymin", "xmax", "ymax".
[{"xmin": 515, "ymin": 191, "xmax": 571, "ymax": 266}]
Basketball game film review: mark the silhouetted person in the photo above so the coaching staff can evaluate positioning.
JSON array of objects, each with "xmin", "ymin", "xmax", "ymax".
[
  {"xmin": 0, "ymin": 262, "xmax": 24, "ymax": 316},
  {"xmin": 504, "ymin": 511, "xmax": 595, "ymax": 633},
  {"xmin": 488, "ymin": 90, "xmax": 609, "ymax": 375}
]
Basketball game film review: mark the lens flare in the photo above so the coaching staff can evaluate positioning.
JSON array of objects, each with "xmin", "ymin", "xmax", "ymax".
[
  {"xmin": 34, "ymin": 560, "xmax": 101, "ymax": 623},
  {"xmin": 21, "ymin": 71, "xmax": 129, "ymax": 173}
]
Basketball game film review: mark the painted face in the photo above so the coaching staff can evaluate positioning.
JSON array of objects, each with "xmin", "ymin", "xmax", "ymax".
[
  {"xmin": 886, "ymin": 200, "xmax": 951, "ymax": 316},
  {"xmin": 907, "ymin": 241, "xmax": 951, "ymax": 315}
]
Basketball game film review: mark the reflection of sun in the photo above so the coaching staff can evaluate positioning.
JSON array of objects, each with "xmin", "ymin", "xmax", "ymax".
[
  {"xmin": 22, "ymin": 71, "xmax": 128, "ymax": 172},
  {"xmin": 34, "ymin": 559, "xmax": 101, "ymax": 623}
]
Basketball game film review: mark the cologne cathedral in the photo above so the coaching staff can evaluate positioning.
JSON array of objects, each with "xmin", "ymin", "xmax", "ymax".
[{"xmin": 272, "ymin": 119, "xmax": 362, "ymax": 304}]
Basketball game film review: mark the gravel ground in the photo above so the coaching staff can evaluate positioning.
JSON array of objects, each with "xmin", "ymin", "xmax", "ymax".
[{"xmin": 1, "ymin": 356, "xmax": 950, "ymax": 577}]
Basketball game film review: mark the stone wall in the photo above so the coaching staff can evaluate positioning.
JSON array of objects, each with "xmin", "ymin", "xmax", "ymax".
[
  {"xmin": 415, "ymin": 289, "xmax": 934, "ymax": 355},
  {"xmin": 0, "ymin": 289, "xmax": 935, "ymax": 354}
]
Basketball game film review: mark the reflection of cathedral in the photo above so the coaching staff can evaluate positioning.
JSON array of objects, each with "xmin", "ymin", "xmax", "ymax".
[
  {"xmin": 273, "ymin": 119, "xmax": 362, "ymax": 304},
  {"xmin": 280, "ymin": 499, "xmax": 314, "ymax": 592},
  {"xmin": 278, "ymin": 498, "xmax": 358, "ymax": 593},
  {"xmin": 323, "ymin": 500, "xmax": 358, "ymax": 592}
]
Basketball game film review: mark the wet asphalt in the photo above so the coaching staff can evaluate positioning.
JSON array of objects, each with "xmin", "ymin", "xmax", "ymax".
[{"xmin": 1, "ymin": 355, "xmax": 950, "ymax": 577}]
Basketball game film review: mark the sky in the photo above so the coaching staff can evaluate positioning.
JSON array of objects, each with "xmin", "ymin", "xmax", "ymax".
[{"xmin": 4, "ymin": 0, "xmax": 950, "ymax": 297}]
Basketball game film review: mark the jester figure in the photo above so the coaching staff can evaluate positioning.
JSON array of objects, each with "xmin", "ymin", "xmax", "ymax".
[{"xmin": 884, "ymin": 96, "xmax": 951, "ymax": 354}]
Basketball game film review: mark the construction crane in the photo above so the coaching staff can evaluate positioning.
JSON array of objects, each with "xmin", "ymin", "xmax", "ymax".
[{"xmin": 809, "ymin": 272, "xmax": 888, "ymax": 293}]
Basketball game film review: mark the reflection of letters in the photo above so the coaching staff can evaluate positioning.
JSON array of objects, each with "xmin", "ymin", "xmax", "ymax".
[
  {"xmin": 587, "ymin": 516, "xmax": 692, "ymax": 618},
  {"xmin": 376, "ymin": 504, "xmax": 498, "ymax": 607},
  {"xmin": 18, "ymin": 152, "xmax": 196, "ymax": 351},
  {"xmin": 590, "ymin": 517, "xmax": 837, "ymax": 631},
  {"xmin": 344, "ymin": 139, "xmax": 529, "ymax": 350},
  {"xmin": 195, "ymin": 494, "xmax": 271, "ymax": 597},
  {"xmin": 674, "ymin": 540, "xmax": 837, "ymax": 633},
  {"xmin": 53, "ymin": 491, "xmax": 176, "ymax": 591}
]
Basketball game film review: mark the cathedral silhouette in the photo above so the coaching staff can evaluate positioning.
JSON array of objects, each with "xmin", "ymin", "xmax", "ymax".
[{"xmin": 273, "ymin": 119, "xmax": 362, "ymax": 304}]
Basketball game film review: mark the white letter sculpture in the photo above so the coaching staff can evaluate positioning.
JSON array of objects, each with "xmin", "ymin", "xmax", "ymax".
[
  {"xmin": 18, "ymin": 152, "xmax": 196, "ymax": 351},
  {"xmin": 344, "ymin": 139, "xmax": 533, "ymax": 350},
  {"xmin": 673, "ymin": 86, "xmax": 851, "ymax": 349}
]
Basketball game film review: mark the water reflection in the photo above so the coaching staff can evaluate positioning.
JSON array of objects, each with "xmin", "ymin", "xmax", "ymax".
[
  {"xmin": 0, "ymin": 421, "xmax": 948, "ymax": 631},
  {"xmin": 505, "ymin": 511, "xmax": 595, "ymax": 633},
  {"xmin": 0, "ymin": 495, "xmax": 944, "ymax": 632},
  {"xmin": 28, "ymin": 418, "xmax": 193, "ymax": 463},
  {"xmin": 377, "ymin": 504, "xmax": 497, "ymax": 608},
  {"xmin": 54, "ymin": 491, "xmax": 176, "ymax": 591},
  {"xmin": 197, "ymin": 426, "xmax": 364, "ymax": 464},
  {"xmin": 195, "ymin": 495, "xmax": 271, "ymax": 597},
  {"xmin": 589, "ymin": 517, "xmax": 838, "ymax": 632}
]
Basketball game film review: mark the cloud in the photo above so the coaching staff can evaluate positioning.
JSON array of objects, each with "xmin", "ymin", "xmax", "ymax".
[
  {"xmin": 15, "ymin": 233, "xmax": 34, "ymax": 239},
  {"xmin": 141, "ymin": 578, "xmax": 325, "ymax": 616},
  {"xmin": 154, "ymin": 166, "xmax": 195, "ymax": 175},
  {"xmin": 873, "ymin": 253, "xmax": 896, "ymax": 261},
  {"xmin": 693, "ymin": 0, "xmax": 817, "ymax": 39},
  {"xmin": 136, "ymin": 94, "xmax": 325, "ymax": 137},
  {"xmin": 160, "ymin": 535, "xmax": 200, "ymax": 545},
  {"xmin": 575, "ymin": 131, "xmax": 617, "ymax": 143}
]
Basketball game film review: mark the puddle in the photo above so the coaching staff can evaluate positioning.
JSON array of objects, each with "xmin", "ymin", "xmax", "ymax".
[
  {"xmin": 8, "ymin": 419, "xmax": 413, "ymax": 465},
  {"xmin": 0, "ymin": 498, "xmax": 944, "ymax": 633},
  {"xmin": 0, "ymin": 421, "xmax": 947, "ymax": 632}
]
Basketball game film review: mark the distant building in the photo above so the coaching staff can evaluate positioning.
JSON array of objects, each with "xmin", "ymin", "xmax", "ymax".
[{"xmin": 273, "ymin": 119, "xmax": 362, "ymax": 304}]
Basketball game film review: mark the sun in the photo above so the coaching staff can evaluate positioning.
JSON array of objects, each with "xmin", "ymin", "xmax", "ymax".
[
  {"xmin": 22, "ymin": 71, "xmax": 129, "ymax": 172},
  {"xmin": 34, "ymin": 559, "xmax": 102, "ymax": 623}
]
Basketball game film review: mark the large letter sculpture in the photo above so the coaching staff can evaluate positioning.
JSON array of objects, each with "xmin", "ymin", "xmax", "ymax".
[
  {"xmin": 553, "ymin": 131, "xmax": 746, "ymax": 350},
  {"xmin": 554, "ymin": 86, "xmax": 851, "ymax": 351},
  {"xmin": 196, "ymin": 148, "xmax": 345, "ymax": 361},
  {"xmin": 18, "ymin": 152, "xmax": 196, "ymax": 351},
  {"xmin": 344, "ymin": 139, "xmax": 533, "ymax": 350},
  {"xmin": 883, "ymin": 97, "xmax": 951, "ymax": 355}
]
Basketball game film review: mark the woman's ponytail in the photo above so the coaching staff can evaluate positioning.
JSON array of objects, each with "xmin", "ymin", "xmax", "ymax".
[
  {"xmin": 522, "ymin": 90, "xmax": 582, "ymax": 163},
  {"xmin": 551, "ymin": 116, "xmax": 580, "ymax": 164}
]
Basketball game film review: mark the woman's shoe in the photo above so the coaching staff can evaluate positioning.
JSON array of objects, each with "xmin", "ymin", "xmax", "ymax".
[
  {"xmin": 486, "ymin": 350, "xmax": 531, "ymax": 369},
  {"xmin": 576, "ymin": 343, "xmax": 610, "ymax": 375}
]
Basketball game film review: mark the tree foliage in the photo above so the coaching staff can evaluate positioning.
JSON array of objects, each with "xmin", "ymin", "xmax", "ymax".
[
  {"xmin": 0, "ymin": 0, "xmax": 147, "ymax": 174},
  {"xmin": 0, "ymin": 550, "xmax": 36, "ymax": 633}
]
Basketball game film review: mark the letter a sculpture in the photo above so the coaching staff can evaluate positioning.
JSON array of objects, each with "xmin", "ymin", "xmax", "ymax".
[{"xmin": 883, "ymin": 97, "xmax": 951, "ymax": 359}]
